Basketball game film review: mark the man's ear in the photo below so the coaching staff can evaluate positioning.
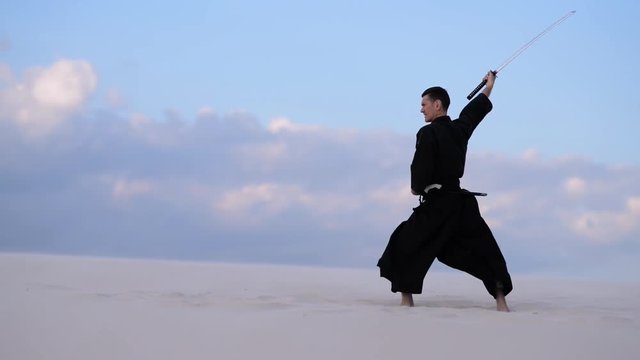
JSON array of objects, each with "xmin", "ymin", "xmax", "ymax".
[{"xmin": 434, "ymin": 99, "xmax": 442, "ymax": 111}]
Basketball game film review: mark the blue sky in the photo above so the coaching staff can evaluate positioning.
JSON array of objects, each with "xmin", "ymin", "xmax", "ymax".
[{"xmin": 1, "ymin": 0, "xmax": 640, "ymax": 280}]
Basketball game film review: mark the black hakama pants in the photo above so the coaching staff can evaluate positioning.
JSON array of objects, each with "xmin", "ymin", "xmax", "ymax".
[{"xmin": 377, "ymin": 190, "xmax": 513, "ymax": 298}]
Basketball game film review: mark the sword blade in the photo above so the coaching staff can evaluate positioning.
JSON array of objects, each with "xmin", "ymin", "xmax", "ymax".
[
  {"xmin": 495, "ymin": 10, "xmax": 576, "ymax": 73},
  {"xmin": 466, "ymin": 10, "xmax": 576, "ymax": 100}
]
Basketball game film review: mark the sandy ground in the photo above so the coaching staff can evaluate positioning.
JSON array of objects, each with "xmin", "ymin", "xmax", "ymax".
[{"xmin": 1, "ymin": 253, "xmax": 639, "ymax": 359}]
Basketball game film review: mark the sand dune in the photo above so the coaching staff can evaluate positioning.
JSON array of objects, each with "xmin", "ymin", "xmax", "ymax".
[{"xmin": 1, "ymin": 254, "xmax": 639, "ymax": 359}]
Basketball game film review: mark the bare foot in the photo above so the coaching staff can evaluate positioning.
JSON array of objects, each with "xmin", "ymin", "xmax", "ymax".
[
  {"xmin": 401, "ymin": 293, "xmax": 414, "ymax": 307},
  {"xmin": 495, "ymin": 291, "xmax": 510, "ymax": 312}
]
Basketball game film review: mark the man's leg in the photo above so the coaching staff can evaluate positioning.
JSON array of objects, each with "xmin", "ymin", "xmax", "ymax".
[
  {"xmin": 495, "ymin": 286, "xmax": 510, "ymax": 312},
  {"xmin": 437, "ymin": 198, "xmax": 513, "ymax": 311},
  {"xmin": 385, "ymin": 195, "xmax": 461, "ymax": 307},
  {"xmin": 438, "ymin": 250, "xmax": 509, "ymax": 312},
  {"xmin": 401, "ymin": 293, "xmax": 414, "ymax": 307}
]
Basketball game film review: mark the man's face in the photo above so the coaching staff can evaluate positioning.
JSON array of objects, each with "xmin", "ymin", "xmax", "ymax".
[{"xmin": 421, "ymin": 95, "xmax": 439, "ymax": 123}]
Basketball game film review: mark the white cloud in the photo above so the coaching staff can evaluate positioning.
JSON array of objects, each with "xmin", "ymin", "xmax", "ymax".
[
  {"xmin": 479, "ymin": 192, "xmax": 521, "ymax": 213},
  {"xmin": 197, "ymin": 106, "xmax": 215, "ymax": 117},
  {"xmin": 0, "ymin": 59, "xmax": 97, "ymax": 139},
  {"xmin": 111, "ymin": 177, "xmax": 156, "ymax": 201},
  {"xmin": 522, "ymin": 148, "xmax": 540, "ymax": 162},
  {"xmin": 105, "ymin": 88, "xmax": 126, "ymax": 108},
  {"xmin": 628, "ymin": 197, "xmax": 640, "ymax": 215},
  {"xmin": 477, "ymin": 191, "xmax": 523, "ymax": 229},
  {"xmin": 268, "ymin": 117, "xmax": 321, "ymax": 134},
  {"xmin": 215, "ymin": 183, "xmax": 301, "ymax": 213},
  {"xmin": 128, "ymin": 112, "xmax": 186, "ymax": 146},
  {"xmin": 564, "ymin": 177, "xmax": 587, "ymax": 197},
  {"xmin": 571, "ymin": 196, "xmax": 640, "ymax": 243},
  {"xmin": 213, "ymin": 182, "xmax": 363, "ymax": 227},
  {"xmin": 214, "ymin": 183, "xmax": 311, "ymax": 224},
  {"xmin": 131, "ymin": 113, "xmax": 152, "ymax": 128},
  {"xmin": 237, "ymin": 142, "xmax": 288, "ymax": 169},
  {"xmin": 368, "ymin": 181, "xmax": 413, "ymax": 209},
  {"xmin": 31, "ymin": 61, "xmax": 96, "ymax": 108}
]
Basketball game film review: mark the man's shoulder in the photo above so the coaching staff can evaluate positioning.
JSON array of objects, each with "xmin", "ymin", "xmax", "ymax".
[
  {"xmin": 417, "ymin": 124, "xmax": 436, "ymax": 137},
  {"xmin": 416, "ymin": 124, "xmax": 438, "ymax": 146}
]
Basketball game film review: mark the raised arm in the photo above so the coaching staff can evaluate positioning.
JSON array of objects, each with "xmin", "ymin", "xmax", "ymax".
[{"xmin": 456, "ymin": 71, "xmax": 495, "ymax": 139}]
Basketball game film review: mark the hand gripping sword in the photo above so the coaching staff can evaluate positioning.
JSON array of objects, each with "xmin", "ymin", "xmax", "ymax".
[{"xmin": 467, "ymin": 10, "xmax": 576, "ymax": 100}]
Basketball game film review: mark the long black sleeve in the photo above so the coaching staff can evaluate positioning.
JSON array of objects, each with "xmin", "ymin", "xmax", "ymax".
[{"xmin": 456, "ymin": 93, "xmax": 493, "ymax": 140}]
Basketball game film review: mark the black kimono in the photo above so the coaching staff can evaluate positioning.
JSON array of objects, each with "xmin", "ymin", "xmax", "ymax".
[{"xmin": 377, "ymin": 93, "xmax": 513, "ymax": 298}]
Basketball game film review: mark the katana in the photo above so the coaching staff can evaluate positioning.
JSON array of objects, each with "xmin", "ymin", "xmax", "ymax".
[{"xmin": 467, "ymin": 10, "xmax": 576, "ymax": 100}]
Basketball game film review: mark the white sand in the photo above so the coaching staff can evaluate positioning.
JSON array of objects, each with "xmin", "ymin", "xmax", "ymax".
[{"xmin": 1, "ymin": 254, "xmax": 639, "ymax": 360}]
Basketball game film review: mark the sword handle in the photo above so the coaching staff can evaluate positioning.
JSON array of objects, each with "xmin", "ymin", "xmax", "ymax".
[
  {"xmin": 466, "ymin": 70, "xmax": 497, "ymax": 100},
  {"xmin": 466, "ymin": 79, "xmax": 487, "ymax": 100}
]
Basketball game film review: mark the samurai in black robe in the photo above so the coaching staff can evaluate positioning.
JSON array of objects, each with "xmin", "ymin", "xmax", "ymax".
[{"xmin": 377, "ymin": 75, "xmax": 513, "ymax": 304}]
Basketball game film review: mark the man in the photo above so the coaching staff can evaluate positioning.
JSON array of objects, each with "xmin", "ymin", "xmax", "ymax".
[{"xmin": 377, "ymin": 71, "xmax": 512, "ymax": 311}]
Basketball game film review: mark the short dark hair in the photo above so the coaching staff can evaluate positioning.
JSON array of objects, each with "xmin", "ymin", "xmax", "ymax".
[{"xmin": 421, "ymin": 86, "xmax": 450, "ymax": 111}]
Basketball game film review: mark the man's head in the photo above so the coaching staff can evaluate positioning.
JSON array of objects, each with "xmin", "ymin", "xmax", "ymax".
[{"xmin": 421, "ymin": 86, "xmax": 450, "ymax": 122}]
